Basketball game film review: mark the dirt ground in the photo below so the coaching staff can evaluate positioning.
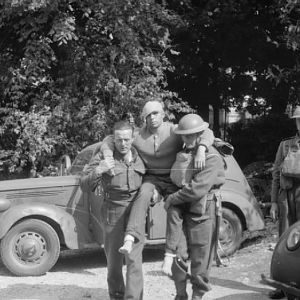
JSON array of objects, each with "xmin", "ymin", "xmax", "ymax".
[{"xmin": 0, "ymin": 220, "xmax": 279, "ymax": 300}]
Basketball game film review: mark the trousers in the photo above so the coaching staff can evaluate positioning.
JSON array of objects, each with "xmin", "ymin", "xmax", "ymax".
[
  {"xmin": 278, "ymin": 183, "xmax": 300, "ymax": 236},
  {"xmin": 101, "ymin": 200, "xmax": 144, "ymax": 300},
  {"xmin": 173, "ymin": 197, "xmax": 217, "ymax": 297},
  {"xmin": 125, "ymin": 173, "xmax": 178, "ymax": 241}
]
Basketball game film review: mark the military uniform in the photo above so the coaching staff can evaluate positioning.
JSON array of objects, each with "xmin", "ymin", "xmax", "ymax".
[
  {"xmin": 166, "ymin": 145, "xmax": 225, "ymax": 299},
  {"xmin": 81, "ymin": 147, "xmax": 145, "ymax": 300},
  {"xmin": 271, "ymin": 134, "xmax": 300, "ymax": 236},
  {"xmin": 101, "ymin": 122, "xmax": 215, "ymax": 242}
]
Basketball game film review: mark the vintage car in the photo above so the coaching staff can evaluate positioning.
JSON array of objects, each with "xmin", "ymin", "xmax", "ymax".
[
  {"xmin": 262, "ymin": 220, "xmax": 300, "ymax": 300},
  {"xmin": 0, "ymin": 142, "xmax": 265, "ymax": 276}
]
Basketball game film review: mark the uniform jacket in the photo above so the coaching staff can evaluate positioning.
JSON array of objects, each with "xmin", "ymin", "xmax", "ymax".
[
  {"xmin": 271, "ymin": 134, "xmax": 300, "ymax": 203},
  {"xmin": 168, "ymin": 146, "xmax": 225, "ymax": 214},
  {"xmin": 81, "ymin": 147, "xmax": 145, "ymax": 204},
  {"xmin": 101, "ymin": 122, "xmax": 214, "ymax": 176}
]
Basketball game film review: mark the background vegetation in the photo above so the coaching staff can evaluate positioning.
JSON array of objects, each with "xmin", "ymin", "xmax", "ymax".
[{"xmin": 0, "ymin": 0, "xmax": 299, "ymax": 177}]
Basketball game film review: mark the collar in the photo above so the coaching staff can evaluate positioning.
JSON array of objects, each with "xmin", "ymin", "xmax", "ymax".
[
  {"xmin": 114, "ymin": 147, "xmax": 139, "ymax": 163},
  {"xmin": 145, "ymin": 122, "xmax": 167, "ymax": 136}
]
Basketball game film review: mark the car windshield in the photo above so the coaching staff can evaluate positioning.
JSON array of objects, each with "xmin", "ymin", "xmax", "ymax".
[{"xmin": 69, "ymin": 149, "xmax": 94, "ymax": 175}]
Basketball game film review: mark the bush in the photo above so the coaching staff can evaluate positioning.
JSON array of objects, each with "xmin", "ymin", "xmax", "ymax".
[{"xmin": 228, "ymin": 114, "xmax": 295, "ymax": 168}]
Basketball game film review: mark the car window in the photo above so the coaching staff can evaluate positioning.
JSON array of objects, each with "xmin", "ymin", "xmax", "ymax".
[{"xmin": 69, "ymin": 149, "xmax": 94, "ymax": 175}]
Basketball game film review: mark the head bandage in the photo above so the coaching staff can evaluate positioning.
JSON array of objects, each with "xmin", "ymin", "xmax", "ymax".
[{"xmin": 141, "ymin": 101, "xmax": 164, "ymax": 119}]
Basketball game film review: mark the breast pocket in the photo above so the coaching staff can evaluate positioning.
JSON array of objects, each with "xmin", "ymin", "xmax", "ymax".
[
  {"xmin": 129, "ymin": 166, "xmax": 145, "ymax": 190},
  {"xmin": 110, "ymin": 168, "xmax": 127, "ymax": 189}
]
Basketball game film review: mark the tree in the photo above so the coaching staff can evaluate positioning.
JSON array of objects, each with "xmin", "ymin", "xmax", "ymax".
[
  {"xmin": 0, "ymin": 0, "xmax": 191, "ymax": 177},
  {"xmin": 165, "ymin": 0, "xmax": 299, "ymax": 134}
]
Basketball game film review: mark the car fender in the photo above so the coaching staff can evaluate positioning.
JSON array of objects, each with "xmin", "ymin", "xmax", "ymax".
[
  {"xmin": 221, "ymin": 189, "xmax": 265, "ymax": 231},
  {"xmin": 0, "ymin": 203, "xmax": 79, "ymax": 249}
]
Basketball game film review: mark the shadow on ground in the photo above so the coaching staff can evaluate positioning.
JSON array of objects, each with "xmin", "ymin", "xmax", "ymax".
[
  {"xmin": 211, "ymin": 277, "xmax": 269, "ymax": 293},
  {"xmin": 0, "ymin": 284, "xmax": 107, "ymax": 300}
]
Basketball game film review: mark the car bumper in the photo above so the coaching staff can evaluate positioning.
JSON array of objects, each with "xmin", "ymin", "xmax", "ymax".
[{"xmin": 261, "ymin": 274, "xmax": 300, "ymax": 297}]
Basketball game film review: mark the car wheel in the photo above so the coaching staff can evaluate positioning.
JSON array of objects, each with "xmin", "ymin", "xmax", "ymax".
[
  {"xmin": 0, "ymin": 219, "xmax": 60, "ymax": 276},
  {"xmin": 218, "ymin": 208, "xmax": 243, "ymax": 257}
]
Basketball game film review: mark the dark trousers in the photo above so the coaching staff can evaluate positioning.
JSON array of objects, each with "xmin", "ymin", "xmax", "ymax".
[
  {"xmin": 278, "ymin": 184, "xmax": 300, "ymax": 236},
  {"xmin": 101, "ymin": 200, "xmax": 144, "ymax": 300},
  {"xmin": 166, "ymin": 204, "xmax": 189, "ymax": 255},
  {"xmin": 126, "ymin": 174, "xmax": 178, "ymax": 241},
  {"xmin": 174, "ymin": 198, "xmax": 217, "ymax": 297}
]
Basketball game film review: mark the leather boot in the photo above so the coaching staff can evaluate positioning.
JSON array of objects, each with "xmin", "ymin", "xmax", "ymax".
[
  {"xmin": 174, "ymin": 293, "xmax": 188, "ymax": 300},
  {"xmin": 174, "ymin": 280, "xmax": 188, "ymax": 300},
  {"xmin": 268, "ymin": 289, "xmax": 285, "ymax": 299},
  {"xmin": 192, "ymin": 290, "xmax": 204, "ymax": 300}
]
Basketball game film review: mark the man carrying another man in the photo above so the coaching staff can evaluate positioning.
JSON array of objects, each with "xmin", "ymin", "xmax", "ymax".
[
  {"xmin": 81, "ymin": 121, "xmax": 145, "ymax": 300},
  {"xmin": 101, "ymin": 100, "xmax": 215, "ymax": 255},
  {"xmin": 162, "ymin": 113, "xmax": 226, "ymax": 300},
  {"xmin": 83, "ymin": 101, "xmax": 215, "ymax": 299}
]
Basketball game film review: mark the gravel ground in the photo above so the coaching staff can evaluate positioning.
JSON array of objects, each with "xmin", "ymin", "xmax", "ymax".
[{"xmin": 0, "ymin": 221, "xmax": 278, "ymax": 300}]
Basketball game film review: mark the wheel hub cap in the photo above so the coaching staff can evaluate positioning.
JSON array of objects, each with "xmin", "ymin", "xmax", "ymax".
[
  {"xmin": 15, "ymin": 232, "xmax": 46, "ymax": 263},
  {"xmin": 219, "ymin": 219, "xmax": 234, "ymax": 245}
]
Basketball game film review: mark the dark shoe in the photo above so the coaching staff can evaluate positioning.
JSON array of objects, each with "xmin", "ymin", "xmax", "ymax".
[
  {"xmin": 109, "ymin": 291, "xmax": 124, "ymax": 300},
  {"xmin": 268, "ymin": 289, "xmax": 285, "ymax": 299},
  {"xmin": 192, "ymin": 290, "xmax": 204, "ymax": 300},
  {"xmin": 174, "ymin": 294, "xmax": 188, "ymax": 300}
]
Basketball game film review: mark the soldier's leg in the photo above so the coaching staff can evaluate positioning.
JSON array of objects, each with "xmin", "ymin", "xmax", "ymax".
[
  {"xmin": 278, "ymin": 190, "xmax": 289, "ymax": 236},
  {"xmin": 171, "ymin": 236, "xmax": 189, "ymax": 299},
  {"xmin": 124, "ymin": 233, "xmax": 144, "ymax": 300},
  {"xmin": 186, "ymin": 200, "xmax": 216, "ymax": 299},
  {"xmin": 102, "ymin": 202, "xmax": 126, "ymax": 299}
]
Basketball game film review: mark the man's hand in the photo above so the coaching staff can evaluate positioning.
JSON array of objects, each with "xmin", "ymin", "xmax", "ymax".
[
  {"xmin": 270, "ymin": 202, "xmax": 278, "ymax": 221},
  {"xmin": 94, "ymin": 157, "xmax": 115, "ymax": 176},
  {"xmin": 194, "ymin": 145, "xmax": 206, "ymax": 170},
  {"xmin": 164, "ymin": 195, "xmax": 173, "ymax": 211}
]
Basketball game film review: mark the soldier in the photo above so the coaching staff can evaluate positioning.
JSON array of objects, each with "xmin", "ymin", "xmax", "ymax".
[
  {"xmin": 81, "ymin": 121, "xmax": 145, "ymax": 300},
  {"xmin": 269, "ymin": 106, "xmax": 300, "ymax": 299},
  {"xmin": 163, "ymin": 114, "xmax": 226, "ymax": 300}
]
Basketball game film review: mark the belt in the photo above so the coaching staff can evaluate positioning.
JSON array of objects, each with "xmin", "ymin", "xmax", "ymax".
[
  {"xmin": 104, "ymin": 190, "xmax": 138, "ymax": 201},
  {"xmin": 146, "ymin": 172, "xmax": 170, "ymax": 177}
]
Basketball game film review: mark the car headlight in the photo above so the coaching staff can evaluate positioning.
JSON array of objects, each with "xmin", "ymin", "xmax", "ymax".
[{"xmin": 286, "ymin": 226, "xmax": 300, "ymax": 250}]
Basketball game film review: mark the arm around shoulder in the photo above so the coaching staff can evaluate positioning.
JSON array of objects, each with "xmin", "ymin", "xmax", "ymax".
[
  {"xmin": 198, "ymin": 127, "xmax": 215, "ymax": 150},
  {"xmin": 80, "ymin": 153, "xmax": 105, "ymax": 192}
]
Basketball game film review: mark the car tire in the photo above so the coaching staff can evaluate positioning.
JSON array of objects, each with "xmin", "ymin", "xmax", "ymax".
[
  {"xmin": 0, "ymin": 219, "xmax": 60, "ymax": 276},
  {"xmin": 218, "ymin": 208, "xmax": 243, "ymax": 257}
]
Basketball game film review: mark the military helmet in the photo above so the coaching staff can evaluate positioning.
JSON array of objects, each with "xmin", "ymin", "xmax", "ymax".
[
  {"xmin": 174, "ymin": 113, "xmax": 209, "ymax": 135},
  {"xmin": 291, "ymin": 106, "xmax": 300, "ymax": 119}
]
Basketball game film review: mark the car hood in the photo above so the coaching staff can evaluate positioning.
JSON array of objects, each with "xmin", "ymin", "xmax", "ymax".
[{"xmin": 0, "ymin": 175, "xmax": 80, "ymax": 192}]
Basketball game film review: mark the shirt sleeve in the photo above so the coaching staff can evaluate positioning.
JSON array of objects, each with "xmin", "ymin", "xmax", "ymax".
[
  {"xmin": 271, "ymin": 141, "xmax": 284, "ymax": 203},
  {"xmin": 197, "ymin": 127, "xmax": 215, "ymax": 150},
  {"xmin": 169, "ymin": 153, "xmax": 225, "ymax": 206}
]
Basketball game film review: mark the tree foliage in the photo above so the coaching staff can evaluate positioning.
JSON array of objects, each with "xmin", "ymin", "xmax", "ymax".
[
  {"xmin": 0, "ymin": 0, "xmax": 192, "ymax": 177},
  {"xmin": 0, "ymin": 0, "xmax": 300, "ymax": 177},
  {"xmin": 166, "ymin": 0, "xmax": 300, "ymax": 129}
]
